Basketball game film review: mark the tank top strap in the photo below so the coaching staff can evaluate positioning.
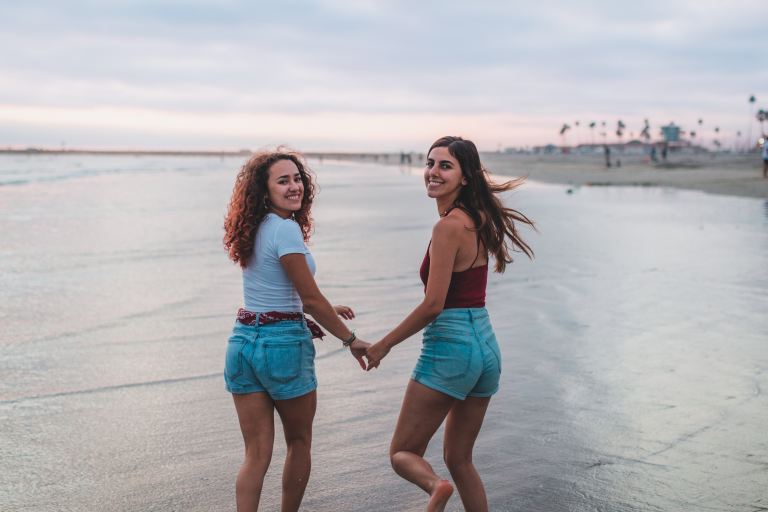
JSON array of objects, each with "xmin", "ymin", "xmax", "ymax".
[
  {"xmin": 443, "ymin": 205, "xmax": 485, "ymax": 270},
  {"xmin": 440, "ymin": 204, "xmax": 456, "ymax": 218},
  {"xmin": 468, "ymin": 235, "xmax": 482, "ymax": 269}
]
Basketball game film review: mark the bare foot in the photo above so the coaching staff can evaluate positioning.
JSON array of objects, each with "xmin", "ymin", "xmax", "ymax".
[{"xmin": 426, "ymin": 479, "xmax": 453, "ymax": 512}]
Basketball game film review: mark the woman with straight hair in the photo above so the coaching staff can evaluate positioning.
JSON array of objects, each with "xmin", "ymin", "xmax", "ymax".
[
  {"xmin": 223, "ymin": 149, "xmax": 369, "ymax": 511},
  {"xmin": 366, "ymin": 136, "xmax": 534, "ymax": 512}
]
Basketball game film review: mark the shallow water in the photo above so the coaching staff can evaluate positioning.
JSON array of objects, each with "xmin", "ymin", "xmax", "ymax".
[{"xmin": 1, "ymin": 155, "xmax": 766, "ymax": 511}]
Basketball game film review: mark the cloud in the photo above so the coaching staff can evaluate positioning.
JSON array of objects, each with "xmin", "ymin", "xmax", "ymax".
[{"xmin": 1, "ymin": 0, "xmax": 766, "ymax": 149}]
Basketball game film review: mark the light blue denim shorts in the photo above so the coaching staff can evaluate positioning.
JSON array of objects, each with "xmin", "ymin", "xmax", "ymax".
[
  {"xmin": 224, "ymin": 319, "xmax": 317, "ymax": 400},
  {"xmin": 412, "ymin": 307, "xmax": 502, "ymax": 400}
]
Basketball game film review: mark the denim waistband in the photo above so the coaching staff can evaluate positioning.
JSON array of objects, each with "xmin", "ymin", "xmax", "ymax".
[
  {"xmin": 432, "ymin": 307, "xmax": 489, "ymax": 322},
  {"xmin": 425, "ymin": 307, "xmax": 489, "ymax": 333}
]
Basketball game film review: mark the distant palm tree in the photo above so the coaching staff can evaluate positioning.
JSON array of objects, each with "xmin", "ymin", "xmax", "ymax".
[
  {"xmin": 559, "ymin": 123, "xmax": 571, "ymax": 147},
  {"xmin": 574, "ymin": 121, "xmax": 581, "ymax": 146},
  {"xmin": 748, "ymin": 95, "xmax": 756, "ymax": 150},
  {"xmin": 713, "ymin": 126, "xmax": 720, "ymax": 152},
  {"xmin": 757, "ymin": 109, "xmax": 767, "ymax": 137},
  {"xmin": 589, "ymin": 121, "xmax": 596, "ymax": 144},
  {"xmin": 616, "ymin": 119, "xmax": 626, "ymax": 141},
  {"xmin": 640, "ymin": 119, "xmax": 651, "ymax": 142}
]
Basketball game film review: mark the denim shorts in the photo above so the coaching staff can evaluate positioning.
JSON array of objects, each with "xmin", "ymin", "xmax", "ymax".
[
  {"xmin": 224, "ymin": 319, "xmax": 317, "ymax": 400},
  {"xmin": 412, "ymin": 307, "xmax": 502, "ymax": 400}
]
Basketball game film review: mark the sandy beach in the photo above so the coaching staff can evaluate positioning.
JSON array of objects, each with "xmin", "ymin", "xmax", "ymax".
[
  {"xmin": 1, "ymin": 154, "xmax": 766, "ymax": 511},
  {"xmin": 316, "ymin": 151, "xmax": 768, "ymax": 199},
  {"xmin": 5, "ymin": 148, "xmax": 766, "ymax": 199},
  {"xmin": 3, "ymin": 0, "xmax": 766, "ymax": 508}
]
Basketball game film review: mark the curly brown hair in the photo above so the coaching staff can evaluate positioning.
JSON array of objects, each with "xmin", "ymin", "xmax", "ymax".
[
  {"xmin": 429, "ymin": 136, "xmax": 535, "ymax": 273},
  {"xmin": 223, "ymin": 149, "xmax": 316, "ymax": 268}
]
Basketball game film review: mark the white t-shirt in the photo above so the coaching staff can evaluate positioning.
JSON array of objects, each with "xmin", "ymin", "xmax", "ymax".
[{"xmin": 243, "ymin": 213, "xmax": 316, "ymax": 312}]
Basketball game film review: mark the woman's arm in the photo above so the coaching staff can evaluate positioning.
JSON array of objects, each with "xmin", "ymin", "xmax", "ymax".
[
  {"xmin": 280, "ymin": 253, "xmax": 367, "ymax": 350},
  {"xmin": 366, "ymin": 218, "xmax": 462, "ymax": 369}
]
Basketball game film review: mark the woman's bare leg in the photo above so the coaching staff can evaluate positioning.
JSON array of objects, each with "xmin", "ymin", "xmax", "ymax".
[
  {"xmin": 443, "ymin": 396, "xmax": 491, "ymax": 512},
  {"xmin": 232, "ymin": 392, "xmax": 276, "ymax": 511},
  {"xmin": 274, "ymin": 390, "xmax": 317, "ymax": 512},
  {"xmin": 390, "ymin": 380, "xmax": 456, "ymax": 511}
]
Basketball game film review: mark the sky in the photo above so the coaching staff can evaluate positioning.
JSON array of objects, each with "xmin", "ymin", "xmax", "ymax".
[{"xmin": 1, "ymin": 0, "xmax": 766, "ymax": 152}]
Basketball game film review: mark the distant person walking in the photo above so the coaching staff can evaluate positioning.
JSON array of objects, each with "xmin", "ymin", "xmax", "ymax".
[
  {"xmin": 650, "ymin": 145, "xmax": 658, "ymax": 163},
  {"xmin": 365, "ymin": 136, "xmax": 534, "ymax": 512},
  {"xmin": 222, "ymin": 149, "xmax": 369, "ymax": 511},
  {"xmin": 762, "ymin": 139, "xmax": 768, "ymax": 178}
]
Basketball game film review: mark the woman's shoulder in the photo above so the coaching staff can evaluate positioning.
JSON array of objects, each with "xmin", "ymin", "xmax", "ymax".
[
  {"xmin": 437, "ymin": 207, "xmax": 477, "ymax": 231},
  {"xmin": 432, "ymin": 213, "xmax": 465, "ymax": 239},
  {"xmin": 273, "ymin": 216, "xmax": 303, "ymax": 236},
  {"xmin": 259, "ymin": 214, "xmax": 302, "ymax": 242},
  {"xmin": 263, "ymin": 213, "xmax": 299, "ymax": 228}
]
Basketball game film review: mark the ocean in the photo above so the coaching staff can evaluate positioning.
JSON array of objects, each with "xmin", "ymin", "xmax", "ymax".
[{"xmin": 1, "ymin": 153, "xmax": 766, "ymax": 511}]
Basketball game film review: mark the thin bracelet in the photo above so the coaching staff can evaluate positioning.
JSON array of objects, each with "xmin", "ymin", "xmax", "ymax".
[{"xmin": 342, "ymin": 329, "xmax": 357, "ymax": 347}]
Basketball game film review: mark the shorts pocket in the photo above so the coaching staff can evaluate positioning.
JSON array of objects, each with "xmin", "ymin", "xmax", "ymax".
[
  {"xmin": 426, "ymin": 339, "xmax": 472, "ymax": 380},
  {"xmin": 264, "ymin": 341, "xmax": 302, "ymax": 383},
  {"xmin": 489, "ymin": 337, "xmax": 502, "ymax": 374},
  {"xmin": 425, "ymin": 324, "xmax": 473, "ymax": 339},
  {"xmin": 224, "ymin": 339, "xmax": 245, "ymax": 380},
  {"xmin": 305, "ymin": 336, "xmax": 316, "ymax": 358}
]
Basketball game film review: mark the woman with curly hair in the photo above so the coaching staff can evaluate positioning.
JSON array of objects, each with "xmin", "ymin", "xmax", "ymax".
[
  {"xmin": 223, "ymin": 149, "xmax": 369, "ymax": 511},
  {"xmin": 366, "ymin": 136, "xmax": 534, "ymax": 512}
]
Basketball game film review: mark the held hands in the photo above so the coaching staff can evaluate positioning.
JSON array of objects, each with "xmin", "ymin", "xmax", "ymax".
[
  {"xmin": 349, "ymin": 338, "xmax": 370, "ymax": 370},
  {"xmin": 334, "ymin": 305, "xmax": 368, "ymax": 369},
  {"xmin": 345, "ymin": 337, "xmax": 390, "ymax": 371},
  {"xmin": 365, "ymin": 341, "xmax": 390, "ymax": 371},
  {"xmin": 333, "ymin": 305, "xmax": 387, "ymax": 371}
]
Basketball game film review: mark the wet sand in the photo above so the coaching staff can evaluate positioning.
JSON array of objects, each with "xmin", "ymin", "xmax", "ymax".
[
  {"xmin": 324, "ymin": 152, "xmax": 768, "ymax": 199},
  {"xmin": 5, "ymin": 148, "xmax": 765, "ymax": 198},
  {"xmin": 1, "ymin": 155, "xmax": 766, "ymax": 511},
  {"xmin": 484, "ymin": 153, "xmax": 768, "ymax": 200}
]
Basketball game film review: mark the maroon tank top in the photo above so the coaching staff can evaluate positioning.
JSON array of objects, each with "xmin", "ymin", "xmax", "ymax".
[{"xmin": 419, "ymin": 242, "xmax": 488, "ymax": 309}]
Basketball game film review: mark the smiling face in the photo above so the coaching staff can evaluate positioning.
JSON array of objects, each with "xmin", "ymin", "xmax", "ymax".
[
  {"xmin": 424, "ymin": 146, "xmax": 466, "ymax": 202},
  {"xmin": 266, "ymin": 158, "xmax": 305, "ymax": 218}
]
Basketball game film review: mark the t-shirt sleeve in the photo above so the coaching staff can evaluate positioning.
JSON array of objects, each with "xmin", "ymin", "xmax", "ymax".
[{"xmin": 274, "ymin": 220, "xmax": 308, "ymax": 257}]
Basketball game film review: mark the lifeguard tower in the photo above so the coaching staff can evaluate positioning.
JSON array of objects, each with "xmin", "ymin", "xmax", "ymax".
[{"xmin": 660, "ymin": 123, "xmax": 681, "ymax": 142}]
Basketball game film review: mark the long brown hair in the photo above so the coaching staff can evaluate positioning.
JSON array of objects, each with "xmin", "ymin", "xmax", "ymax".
[
  {"xmin": 223, "ymin": 149, "xmax": 316, "ymax": 268},
  {"xmin": 429, "ymin": 136, "xmax": 534, "ymax": 273}
]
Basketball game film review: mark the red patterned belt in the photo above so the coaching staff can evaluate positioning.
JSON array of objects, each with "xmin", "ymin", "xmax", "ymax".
[{"xmin": 237, "ymin": 308, "xmax": 325, "ymax": 340}]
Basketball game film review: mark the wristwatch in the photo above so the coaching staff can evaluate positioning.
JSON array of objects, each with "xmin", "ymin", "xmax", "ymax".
[{"xmin": 342, "ymin": 329, "xmax": 357, "ymax": 347}]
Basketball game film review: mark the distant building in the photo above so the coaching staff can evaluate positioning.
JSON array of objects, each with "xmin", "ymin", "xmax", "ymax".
[
  {"xmin": 660, "ymin": 123, "xmax": 681, "ymax": 142},
  {"xmin": 531, "ymin": 144, "xmax": 561, "ymax": 155},
  {"xmin": 533, "ymin": 126, "xmax": 710, "ymax": 156},
  {"xmin": 621, "ymin": 140, "xmax": 648, "ymax": 155}
]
